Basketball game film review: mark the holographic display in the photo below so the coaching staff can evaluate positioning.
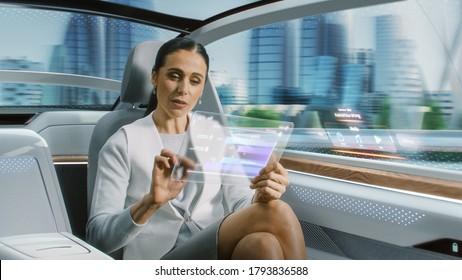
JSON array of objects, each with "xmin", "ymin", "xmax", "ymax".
[{"xmin": 171, "ymin": 111, "xmax": 293, "ymax": 184}]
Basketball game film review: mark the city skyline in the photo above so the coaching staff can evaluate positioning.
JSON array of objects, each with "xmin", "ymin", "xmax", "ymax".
[
  {"xmin": 0, "ymin": 1, "xmax": 460, "ymax": 92},
  {"xmin": 0, "ymin": 0, "xmax": 461, "ymax": 128}
]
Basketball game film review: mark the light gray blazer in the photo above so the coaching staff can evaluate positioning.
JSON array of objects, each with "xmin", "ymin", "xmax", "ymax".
[{"xmin": 86, "ymin": 113, "xmax": 253, "ymax": 259}]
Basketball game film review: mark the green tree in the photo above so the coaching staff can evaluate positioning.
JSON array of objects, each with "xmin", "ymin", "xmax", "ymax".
[
  {"xmin": 421, "ymin": 99, "xmax": 446, "ymax": 130},
  {"xmin": 237, "ymin": 107, "xmax": 281, "ymax": 127},
  {"xmin": 244, "ymin": 107, "xmax": 281, "ymax": 120},
  {"xmin": 377, "ymin": 95, "xmax": 391, "ymax": 128}
]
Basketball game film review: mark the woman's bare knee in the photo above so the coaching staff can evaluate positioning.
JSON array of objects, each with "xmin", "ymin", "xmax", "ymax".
[
  {"xmin": 231, "ymin": 232, "xmax": 283, "ymax": 260},
  {"xmin": 253, "ymin": 200, "xmax": 300, "ymax": 228},
  {"xmin": 252, "ymin": 200, "xmax": 307, "ymax": 260},
  {"xmin": 218, "ymin": 199, "xmax": 307, "ymax": 260}
]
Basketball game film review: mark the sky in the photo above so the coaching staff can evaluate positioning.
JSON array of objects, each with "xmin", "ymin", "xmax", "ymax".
[{"xmin": 0, "ymin": 7, "xmax": 70, "ymax": 64}]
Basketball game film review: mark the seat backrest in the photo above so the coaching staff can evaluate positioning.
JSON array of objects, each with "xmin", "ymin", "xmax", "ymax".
[
  {"xmin": 87, "ymin": 40, "xmax": 164, "ymax": 213},
  {"xmin": 0, "ymin": 129, "xmax": 71, "ymax": 237}
]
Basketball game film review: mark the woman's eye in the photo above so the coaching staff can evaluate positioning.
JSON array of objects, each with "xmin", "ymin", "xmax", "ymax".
[
  {"xmin": 191, "ymin": 79, "xmax": 201, "ymax": 85},
  {"xmin": 168, "ymin": 73, "xmax": 180, "ymax": 80}
]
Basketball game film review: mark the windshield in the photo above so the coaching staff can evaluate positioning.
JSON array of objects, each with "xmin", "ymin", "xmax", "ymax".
[{"xmin": 206, "ymin": 0, "xmax": 462, "ymax": 173}]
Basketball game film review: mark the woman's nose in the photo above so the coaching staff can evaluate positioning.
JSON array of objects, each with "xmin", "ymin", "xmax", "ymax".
[{"xmin": 177, "ymin": 80, "xmax": 189, "ymax": 94}]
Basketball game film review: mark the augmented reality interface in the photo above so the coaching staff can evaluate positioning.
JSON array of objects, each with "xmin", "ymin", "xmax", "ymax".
[
  {"xmin": 325, "ymin": 108, "xmax": 397, "ymax": 154},
  {"xmin": 172, "ymin": 111, "xmax": 293, "ymax": 184}
]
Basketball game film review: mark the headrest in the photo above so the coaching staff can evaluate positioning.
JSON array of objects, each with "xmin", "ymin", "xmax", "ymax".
[{"xmin": 120, "ymin": 40, "xmax": 164, "ymax": 104}]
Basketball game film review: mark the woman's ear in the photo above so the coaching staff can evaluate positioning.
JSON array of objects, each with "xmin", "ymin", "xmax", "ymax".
[{"xmin": 151, "ymin": 71, "xmax": 157, "ymax": 88}]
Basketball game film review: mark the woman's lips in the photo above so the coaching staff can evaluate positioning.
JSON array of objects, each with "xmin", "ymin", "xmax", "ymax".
[{"xmin": 171, "ymin": 99, "xmax": 188, "ymax": 109}]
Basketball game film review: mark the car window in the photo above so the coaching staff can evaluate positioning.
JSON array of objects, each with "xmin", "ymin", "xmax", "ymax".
[
  {"xmin": 206, "ymin": 0, "xmax": 462, "ymax": 173},
  {"xmin": 0, "ymin": 6, "xmax": 177, "ymax": 110}
]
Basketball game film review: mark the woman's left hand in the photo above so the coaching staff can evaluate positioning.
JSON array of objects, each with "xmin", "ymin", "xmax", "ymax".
[{"xmin": 250, "ymin": 162, "xmax": 289, "ymax": 204}]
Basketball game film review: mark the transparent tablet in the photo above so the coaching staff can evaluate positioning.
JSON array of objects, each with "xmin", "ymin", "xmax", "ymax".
[{"xmin": 171, "ymin": 111, "xmax": 293, "ymax": 184}]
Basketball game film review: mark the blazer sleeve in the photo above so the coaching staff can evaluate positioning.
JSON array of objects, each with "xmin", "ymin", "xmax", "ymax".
[{"xmin": 86, "ymin": 130, "xmax": 143, "ymax": 254}]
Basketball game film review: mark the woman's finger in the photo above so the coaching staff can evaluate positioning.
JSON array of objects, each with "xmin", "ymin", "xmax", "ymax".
[
  {"xmin": 250, "ymin": 178, "xmax": 287, "ymax": 195},
  {"xmin": 251, "ymin": 170, "xmax": 289, "ymax": 186},
  {"xmin": 158, "ymin": 148, "xmax": 195, "ymax": 174},
  {"xmin": 154, "ymin": 154, "xmax": 172, "ymax": 169},
  {"xmin": 258, "ymin": 162, "xmax": 288, "ymax": 177},
  {"xmin": 178, "ymin": 155, "xmax": 196, "ymax": 170},
  {"xmin": 254, "ymin": 185, "xmax": 284, "ymax": 200}
]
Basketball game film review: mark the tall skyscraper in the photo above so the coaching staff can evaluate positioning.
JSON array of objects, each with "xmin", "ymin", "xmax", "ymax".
[
  {"xmin": 374, "ymin": 15, "xmax": 424, "ymax": 106},
  {"xmin": 299, "ymin": 16, "xmax": 321, "ymax": 97},
  {"xmin": 249, "ymin": 22, "xmax": 286, "ymax": 104},
  {"xmin": 249, "ymin": 15, "xmax": 350, "ymax": 105},
  {"xmin": 374, "ymin": 15, "xmax": 425, "ymax": 128},
  {"xmin": 47, "ymin": 0, "xmax": 158, "ymax": 105},
  {"xmin": 340, "ymin": 63, "xmax": 365, "ymax": 107},
  {"xmin": 300, "ymin": 16, "xmax": 348, "ymax": 104}
]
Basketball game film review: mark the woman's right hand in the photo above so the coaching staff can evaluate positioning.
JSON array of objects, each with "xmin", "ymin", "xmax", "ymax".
[
  {"xmin": 150, "ymin": 148, "xmax": 195, "ymax": 206},
  {"xmin": 130, "ymin": 148, "xmax": 195, "ymax": 224}
]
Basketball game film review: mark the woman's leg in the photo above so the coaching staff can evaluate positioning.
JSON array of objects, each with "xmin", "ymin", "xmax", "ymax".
[{"xmin": 217, "ymin": 200, "xmax": 307, "ymax": 260}]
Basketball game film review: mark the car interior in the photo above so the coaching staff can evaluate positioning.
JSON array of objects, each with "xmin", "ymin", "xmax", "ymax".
[{"xmin": 0, "ymin": 0, "xmax": 461, "ymax": 261}]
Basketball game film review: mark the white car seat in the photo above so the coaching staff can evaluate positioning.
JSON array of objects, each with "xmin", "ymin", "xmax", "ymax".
[{"xmin": 0, "ymin": 129, "xmax": 110, "ymax": 259}]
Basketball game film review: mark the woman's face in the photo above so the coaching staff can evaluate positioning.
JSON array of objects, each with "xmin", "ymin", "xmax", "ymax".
[{"xmin": 152, "ymin": 49, "xmax": 207, "ymax": 119}]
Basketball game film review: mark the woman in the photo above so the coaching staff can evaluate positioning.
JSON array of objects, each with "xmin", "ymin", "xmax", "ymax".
[{"xmin": 87, "ymin": 37, "xmax": 306, "ymax": 260}]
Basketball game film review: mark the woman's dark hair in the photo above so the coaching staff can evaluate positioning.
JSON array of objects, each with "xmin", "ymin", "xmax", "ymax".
[{"xmin": 145, "ymin": 37, "xmax": 209, "ymax": 116}]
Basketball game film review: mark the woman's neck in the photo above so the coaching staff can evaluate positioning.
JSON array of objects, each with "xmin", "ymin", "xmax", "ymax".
[{"xmin": 152, "ymin": 111, "xmax": 188, "ymax": 134}]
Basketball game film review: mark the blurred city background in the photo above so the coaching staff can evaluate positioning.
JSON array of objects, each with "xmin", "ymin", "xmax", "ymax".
[{"xmin": 1, "ymin": 0, "xmax": 461, "ymax": 130}]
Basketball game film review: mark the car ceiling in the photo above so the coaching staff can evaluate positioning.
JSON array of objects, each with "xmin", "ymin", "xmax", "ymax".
[{"xmin": 0, "ymin": 0, "xmax": 282, "ymax": 35}]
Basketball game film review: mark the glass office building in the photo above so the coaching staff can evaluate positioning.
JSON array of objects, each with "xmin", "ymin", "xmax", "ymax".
[{"xmin": 46, "ymin": 0, "xmax": 157, "ymax": 105}]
